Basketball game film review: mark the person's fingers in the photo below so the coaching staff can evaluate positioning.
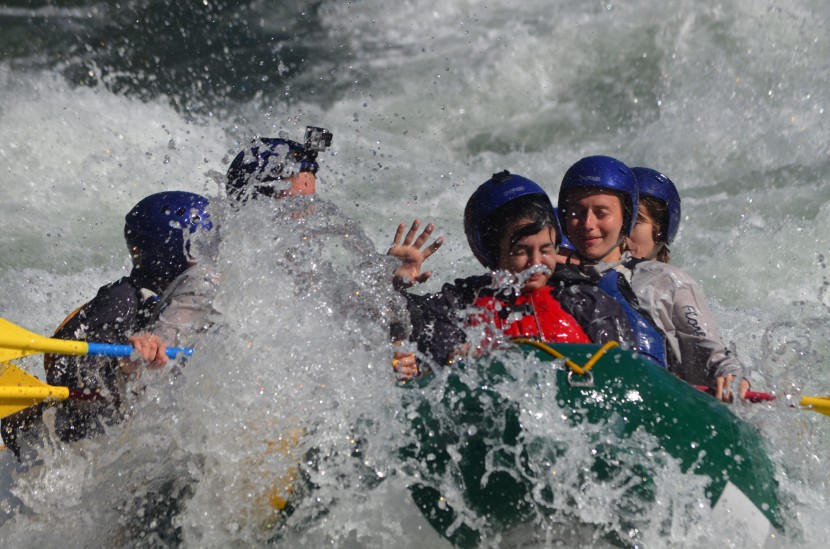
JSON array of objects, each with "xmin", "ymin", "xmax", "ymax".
[
  {"xmin": 422, "ymin": 236, "xmax": 444, "ymax": 259},
  {"xmin": 738, "ymin": 378, "xmax": 750, "ymax": 400},
  {"xmin": 715, "ymin": 376, "xmax": 725, "ymax": 401},
  {"xmin": 148, "ymin": 339, "xmax": 169, "ymax": 369},
  {"xmin": 402, "ymin": 219, "xmax": 421, "ymax": 246},
  {"xmin": 392, "ymin": 352, "xmax": 419, "ymax": 378},
  {"xmin": 412, "ymin": 223, "xmax": 434, "ymax": 248},
  {"xmin": 415, "ymin": 271, "xmax": 432, "ymax": 284},
  {"xmin": 144, "ymin": 338, "xmax": 159, "ymax": 365},
  {"xmin": 718, "ymin": 375, "xmax": 736, "ymax": 402},
  {"xmin": 391, "ymin": 223, "xmax": 406, "ymax": 246},
  {"xmin": 392, "ymin": 355, "xmax": 409, "ymax": 372},
  {"xmin": 136, "ymin": 340, "xmax": 154, "ymax": 362},
  {"xmin": 129, "ymin": 334, "xmax": 169, "ymax": 368}
]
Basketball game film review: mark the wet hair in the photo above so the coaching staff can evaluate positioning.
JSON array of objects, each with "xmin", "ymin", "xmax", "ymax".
[
  {"xmin": 639, "ymin": 196, "xmax": 670, "ymax": 263},
  {"xmin": 479, "ymin": 195, "xmax": 556, "ymax": 265}
]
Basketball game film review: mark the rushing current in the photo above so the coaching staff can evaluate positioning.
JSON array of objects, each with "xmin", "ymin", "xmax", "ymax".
[{"xmin": 2, "ymin": 0, "xmax": 830, "ymax": 547}]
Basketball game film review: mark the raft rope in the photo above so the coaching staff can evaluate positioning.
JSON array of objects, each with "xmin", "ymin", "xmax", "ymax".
[{"xmin": 513, "ymin": 338, "xmax": 619, "ymax": 377}]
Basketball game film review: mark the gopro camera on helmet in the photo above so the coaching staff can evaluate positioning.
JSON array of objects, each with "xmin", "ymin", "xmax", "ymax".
[{"xmin": 304, "ymin": 126, "xmax": 333, "ymax": 153}]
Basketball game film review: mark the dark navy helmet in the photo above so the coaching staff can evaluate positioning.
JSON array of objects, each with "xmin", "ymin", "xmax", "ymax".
[
  {"xmin": 124, "ymin": 191, "xmax": 212, "ymax": 288},
  {"xmin": 464, "ymin": 171, "xmax": 555, "ymax": 269},
  {"xmin": 226, "ymin": 137, "xmax": 319, "ymax": 200},
  {"xmin": 557, "ymin": 155, "xmax": 639, "ymax": 236},
  {"xmin": 631, "ymin": 167, "xmax": 682, "ymax": 245}
]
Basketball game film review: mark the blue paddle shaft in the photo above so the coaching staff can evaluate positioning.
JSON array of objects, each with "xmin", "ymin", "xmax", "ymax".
[{"xmin": 86, "ymin": 343, "xmax": 194, "ymax": 359}]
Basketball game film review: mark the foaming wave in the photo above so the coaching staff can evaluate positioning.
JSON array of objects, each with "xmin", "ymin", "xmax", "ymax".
[{"xmin": 0, "ymin": 70, "xmax": 229, "ymax": 275}]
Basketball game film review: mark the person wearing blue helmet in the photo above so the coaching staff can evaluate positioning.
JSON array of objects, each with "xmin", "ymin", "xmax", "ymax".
[
  {"xmin": 625, "ymin": 167, "xmax": 682, "ymax": 263},
  {"xmin": 557, "ymin": 155, "xmax": 641, "ymax": 263},
  {"xmin": 0, "ymin": 192, "xmax": 213, "ymax": 459},
  {"xmin": 225, "ymin": 126, "xmax": 332, "ymax": 202},
  {"xmin": 556, "ymin": 155, "xmax": 669, "ymax": 368},
  {"xmin": 388, "ymin": 171, "xmax": 633, "ymax": 378},
  {"xmin": 558, "ymin": 158, "xmax": 748, "ymax": 401}
]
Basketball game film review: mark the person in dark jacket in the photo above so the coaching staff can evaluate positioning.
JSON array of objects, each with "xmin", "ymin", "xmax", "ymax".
[
  {"xmin": 388, "ymin": 171, "xmax": 634, "ymax": 378},
  {"xmin": 1, "ymin": 191, "xmax": 212, "ymax": 459}
]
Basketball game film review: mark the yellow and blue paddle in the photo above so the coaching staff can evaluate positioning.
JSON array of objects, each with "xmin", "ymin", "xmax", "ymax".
[
  {"xmin": 0, "ymin": 317, "xmax": 193, "ymax": 419},
  {"xmin": 0, "ymin": 317, "xmax": 192, "ymax": 363}
]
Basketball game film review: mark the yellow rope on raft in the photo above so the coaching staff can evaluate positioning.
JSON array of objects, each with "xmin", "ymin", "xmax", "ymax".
[{"xmin": 513, "ymin": 339, "xmax": 619, "ymax": 377}]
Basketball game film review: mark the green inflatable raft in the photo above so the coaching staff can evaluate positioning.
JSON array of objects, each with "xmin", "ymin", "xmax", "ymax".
[{"xmin": 399, "ymin": 341, "xmax": 781, "ymax": 547}]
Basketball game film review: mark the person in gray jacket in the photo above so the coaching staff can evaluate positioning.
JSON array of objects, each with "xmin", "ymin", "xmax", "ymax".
[{"xmin": 627, "ymin": 166, "xmax": 750, "ymax": 398}]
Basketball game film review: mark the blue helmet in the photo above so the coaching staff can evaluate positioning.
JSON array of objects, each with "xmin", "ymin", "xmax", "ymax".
[
  {"xmin": 124, "ymin": 191, "xmax": 213, "ymax": 288},
  {"xmin": 552, "ymin": 208, "xmax": 576, "ymax": 252},
  {"xmin": 631, "ymin": 167, "xmax": 682, "ymax": 245},
  {"xmin": 464, "ymin": 170, "xmax": 556, "ymax": 269},
  {"xmin": 226, "ymin": 137, "xmax": 320, "ymax": 200},
  {"xmin": 557, "ymin": 155, "xmax": 639, "ymax": 237}
]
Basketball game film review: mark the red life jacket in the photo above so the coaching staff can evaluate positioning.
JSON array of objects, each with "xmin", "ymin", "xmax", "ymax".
[{"xmin": 471, "ymin": 286, "xmax": 591, "ymax": 343}]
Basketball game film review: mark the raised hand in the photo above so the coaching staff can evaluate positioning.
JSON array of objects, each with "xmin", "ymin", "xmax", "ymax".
[{"xmin": 388, "ymin": 219, "xmax": 444, "ymax": 289}]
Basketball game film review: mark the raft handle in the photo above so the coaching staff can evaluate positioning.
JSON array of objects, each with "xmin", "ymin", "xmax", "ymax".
[{"xmin": 567, "ymin": 369, "xmax": 594, "ymax": 388}]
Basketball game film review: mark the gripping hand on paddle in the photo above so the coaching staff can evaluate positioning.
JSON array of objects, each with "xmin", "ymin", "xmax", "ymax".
[
  {"xmin": 121, "ymin": 333, "xmax": 169, "ymax": 374},
  {"xmin": 392, "ymin": 351, "xmax": 420, "ymax": 379},
  {"xmin": 388, "ymin": 219, "xmax": 444, "ymax": 290},
  {"xmin": 715, "ymin": 374, "xmax": 750, "ymax": 403}
]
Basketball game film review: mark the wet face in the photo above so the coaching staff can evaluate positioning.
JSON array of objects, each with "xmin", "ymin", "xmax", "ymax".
[
  {"xmin": 626, "ymin": 203, "xmax": 658, "ymax": 259},
  {"xmin": 496, "ymin": 219, "xmax": 558, "ymax": 293},
  {"xmin": 277, "ymin": 171, "xmax": 317, "ymax": 198},
  {"xmin": 563, "ymin": 189, "xmax": 625, "ymax": 263}
]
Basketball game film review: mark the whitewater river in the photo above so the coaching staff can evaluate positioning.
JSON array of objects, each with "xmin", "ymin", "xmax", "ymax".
[{"xmin": 1, "ymin": 0, "xmax": 830, "ymax": 547}]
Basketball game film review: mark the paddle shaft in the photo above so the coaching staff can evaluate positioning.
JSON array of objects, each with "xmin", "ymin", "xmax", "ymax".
[
  {"xmin": 0, "ymin": 386, "xmax": 100, "ymax": 402},
  {"xmin": 694, "ymin": 385, "xmax": 775, "ymax": 403},
  {"xmin": 87, "ymin": 343, "xmax": 192, "ymax": 359}
]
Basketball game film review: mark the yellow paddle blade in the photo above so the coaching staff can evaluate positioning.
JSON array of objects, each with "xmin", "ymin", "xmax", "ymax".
[
  {"xmin": 800, "ymin": 395, "xmax": 830, "ymax": 417},
  {"xmin": 263, "ymin": 427, "xmax": 304, "ymax": 511},
  {"xmin": 0, "ymin": 318, "xmax": 89, "ymax": 362},
  {"xmin": 0, "ymin": 361, "xmax": 70, "ymax": 419}
]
